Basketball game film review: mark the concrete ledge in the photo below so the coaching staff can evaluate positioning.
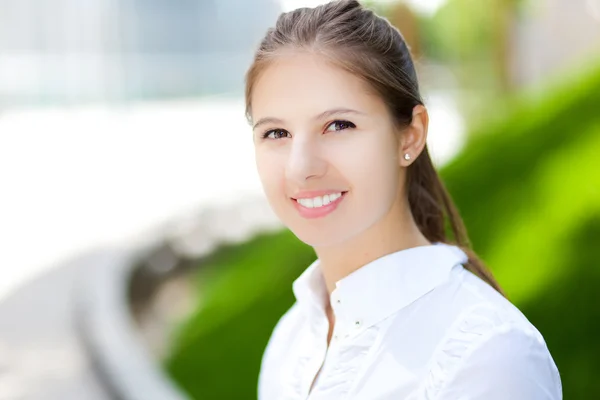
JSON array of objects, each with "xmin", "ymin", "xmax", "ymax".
[
  {"xmin": 73, "ymin": 247, "xmax": 189, "ymax": 400},
  {"xmin": 72, "ymin": 197, "xmax": 282, "ymax": 400}
]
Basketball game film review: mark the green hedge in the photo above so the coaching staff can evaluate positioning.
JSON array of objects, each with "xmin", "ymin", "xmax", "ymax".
[{"xmin": 164, "ymin": 62, "xmax": 600, "ymax": 399}]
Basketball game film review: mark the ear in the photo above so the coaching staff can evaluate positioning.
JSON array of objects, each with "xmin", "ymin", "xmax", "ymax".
[{"xmin": 398, "ymin": 104, "xmax": 428, "ymax": 166}]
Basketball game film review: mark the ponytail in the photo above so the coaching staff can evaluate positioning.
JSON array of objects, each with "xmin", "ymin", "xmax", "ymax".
[{"xmin": 407, "ymin": 147, "xmax": 506, "ymax": 297}]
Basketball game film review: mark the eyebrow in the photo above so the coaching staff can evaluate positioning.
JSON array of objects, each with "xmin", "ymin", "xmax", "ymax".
[{"xmin": 252, "ymin": 108, "xmax": 365, "ymax": 130}]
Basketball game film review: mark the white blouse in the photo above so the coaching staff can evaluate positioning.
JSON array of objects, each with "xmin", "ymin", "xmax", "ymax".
[{"xmin": 257, "ymin": 242, "xmax": 562, "ymax": 400}]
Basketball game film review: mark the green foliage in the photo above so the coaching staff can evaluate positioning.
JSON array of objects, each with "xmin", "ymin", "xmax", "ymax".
[
  {"xmin": 419, "ymin": 0, "xmax": 529, "ymax": 124},
  {"xmin": 441, "ymin": 60, "xmax": 600, "ymax": 305},
  {"xmin": 422, "ymin": 0, "xmax": 524, "ymax": 61},
  {"xmin": 165, "ymin": 63, "xmax": 600, "ymax": 399},
  {"xmin": 425, "ymin": 0, "xmax": 496, "ymax": 62}
]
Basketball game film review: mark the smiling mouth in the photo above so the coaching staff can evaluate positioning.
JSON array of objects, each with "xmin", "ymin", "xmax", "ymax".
[{"xmin": 292, "ymin": 191, "xmax": 348, "ymax": 208}]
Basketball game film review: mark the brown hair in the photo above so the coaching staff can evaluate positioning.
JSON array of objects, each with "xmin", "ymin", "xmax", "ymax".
[{"xmin": 244, "ymin": 0, "xmax": 505, "ymax": 296}]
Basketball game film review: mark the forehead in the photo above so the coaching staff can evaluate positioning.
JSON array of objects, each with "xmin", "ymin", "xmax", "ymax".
[{"xmin": 251, "ymin": 52, "xmax": 383, "ymax": 121}]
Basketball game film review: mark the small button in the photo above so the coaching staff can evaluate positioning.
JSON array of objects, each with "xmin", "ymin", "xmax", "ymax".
[
  {"xmin": 354, "ymin": 319, "xmax": 362, "ymax": 328},
  {"xmin": 336, "ymin": 299, "xmax": 341, "ymax": 304}
]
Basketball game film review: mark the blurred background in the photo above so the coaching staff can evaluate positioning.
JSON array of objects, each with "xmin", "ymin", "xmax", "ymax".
[{"xmin": 0, "ymin": 0, "xmax": 598, "ymax": 399}]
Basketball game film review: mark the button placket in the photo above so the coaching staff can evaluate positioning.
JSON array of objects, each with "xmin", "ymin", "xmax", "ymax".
[
  {"xmin": 330, "ymin": 293, "xmax": 344, "ymax": 344},
  {"xmin": 305, "ymin": 323, "xmax": 330, "ymax": 398}
]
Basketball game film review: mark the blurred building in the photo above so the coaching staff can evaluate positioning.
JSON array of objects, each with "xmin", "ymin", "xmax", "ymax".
[
  {"xmin": 0, "ymin": 0, "xmax": 280, "ymax": 108},
  {"xmin": 511, "ymin": 0, "xmax": 600, "ymax": 87}
]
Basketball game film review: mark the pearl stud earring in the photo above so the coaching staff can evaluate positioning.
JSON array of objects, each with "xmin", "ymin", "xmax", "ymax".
[{"xmin": 404, "ymin": 153, "xmax": 411, "ymax": 161}]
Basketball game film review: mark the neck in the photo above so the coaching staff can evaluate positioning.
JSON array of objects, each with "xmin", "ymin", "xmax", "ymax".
[{"xmin": 314, "ymin": 202, "xmax": 431, "ymax": 296}]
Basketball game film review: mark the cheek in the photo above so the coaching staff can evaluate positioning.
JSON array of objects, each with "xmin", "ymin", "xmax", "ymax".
[
  {"xmin": 336, "ymin": 132, "xmax": 399, "ymax": 197},
  {"xmin": 346, "ymin": 148, "xmax": 398, "ymax": 210},
  {"xmin": 254, "ymin": 147, "xmax": 286, "ymax": 199}
]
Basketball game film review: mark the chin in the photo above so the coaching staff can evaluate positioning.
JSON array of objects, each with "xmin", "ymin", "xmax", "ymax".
[{"xmin": 288, "ymin": 224, "xmax": 351, "ymax": 248}]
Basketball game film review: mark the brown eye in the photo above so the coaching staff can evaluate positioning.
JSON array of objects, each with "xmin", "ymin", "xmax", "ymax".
[
  {"xmin": 263, "ymin": 129, "xmax": 290, "ymax": 139},
  {"xmin": 325, "ymin": 120, "xmax": 356, "ymax": 132}
]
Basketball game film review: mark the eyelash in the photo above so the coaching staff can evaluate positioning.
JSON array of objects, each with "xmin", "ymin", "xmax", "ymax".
[{"xmin": 261, "ymin": 120, "xmax": 357, "ymax": 140}]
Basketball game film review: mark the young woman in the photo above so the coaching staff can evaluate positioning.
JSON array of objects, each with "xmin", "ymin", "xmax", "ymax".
[{"xmin": 245, "ymin": 1, "xmax": 562, "ymax": 399}]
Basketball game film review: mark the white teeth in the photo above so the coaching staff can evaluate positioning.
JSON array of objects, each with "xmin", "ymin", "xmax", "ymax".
[
  {"xmin": 297, "ymin": 192, "xmax": 343, "ymax": 208},
  {"xmin": 300, "ymin": 198, "xmax": 314, "ymax": 208},
  {"xmin": 313, "ymin": 196, "xmax": 323, "ymax": 207}
]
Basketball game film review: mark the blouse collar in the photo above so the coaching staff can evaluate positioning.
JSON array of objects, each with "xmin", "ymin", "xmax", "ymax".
[{"xmin": 292, "ymin": 242, "xmax": 469, "ymax": 337}]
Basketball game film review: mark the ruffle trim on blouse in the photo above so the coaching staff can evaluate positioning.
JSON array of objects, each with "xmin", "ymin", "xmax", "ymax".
[
  {"xmin": 284, "ymin": 325, "xmax": 380, "ymax": 399},
  {"xmin": 422, "ymin": 303, "xmax": 519, "ymax": 399},
  {"xmin": 282, "ymin": 330, "xmax": 315, "ymax": 399},
  {"xmin": 317, "ymin": 326, "xmax": 380, "ymax": 398}
]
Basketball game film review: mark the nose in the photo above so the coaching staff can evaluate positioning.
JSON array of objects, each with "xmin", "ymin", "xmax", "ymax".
[{"xmin": 285, "ymin": 135, "xmax": 328, "ymax": 184}]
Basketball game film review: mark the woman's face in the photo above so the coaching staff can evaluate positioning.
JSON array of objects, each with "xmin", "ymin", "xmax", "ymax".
[{"xmin": 250, "ymin": 52, "xmax": 405, "ymax": 247}]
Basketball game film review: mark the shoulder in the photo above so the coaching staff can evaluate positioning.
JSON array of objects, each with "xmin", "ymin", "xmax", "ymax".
[
  {"xmin": 424, "ymin": 300, "xmax": 562, "ymax": 399},
  {"xmin": 260, "ymin": 301, "xmax": 303, "ymax": 363}
]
